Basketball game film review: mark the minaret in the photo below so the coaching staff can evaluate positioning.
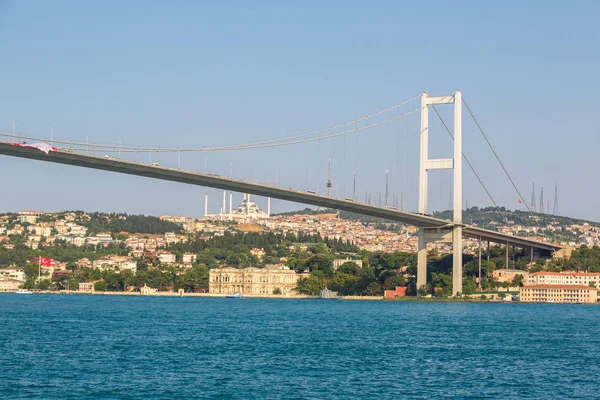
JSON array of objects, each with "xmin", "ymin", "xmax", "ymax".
[
  {"xmin": 222, "ymin": 191, "xmax": 226, "ymax": 215},
  {"xmin": 229, "ymin": 192, "xmax": 233, "ymax": 214},
  {"xmin": 326, "ymin": 158, "xmax": 332, "ymax": 197},
  {"xmin": 246, "ymin": 194, "xmax": 250, "ymax": 215},
  {"xmin": 204, "ymin": 192, "xmax": 208, "ymax": 217},
  {"xmin": 267, "ymin": 197, "xmax": 271, "ymax": 217}
]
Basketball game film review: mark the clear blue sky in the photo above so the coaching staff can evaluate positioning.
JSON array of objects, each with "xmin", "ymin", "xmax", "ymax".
[{"xmin": 1, "ymin": 1, "xmax": 599, "ymax": 220}]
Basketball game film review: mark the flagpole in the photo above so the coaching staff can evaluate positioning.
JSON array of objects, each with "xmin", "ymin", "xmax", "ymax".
[{"xmin": 38, "ymin": 254, "xmax": 41, "ymax": 288}]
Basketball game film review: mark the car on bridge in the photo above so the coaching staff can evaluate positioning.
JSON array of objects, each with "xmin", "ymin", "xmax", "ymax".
[{"xmin": 151, "ymin": 162, "xmax": 161, "ymax": 167}]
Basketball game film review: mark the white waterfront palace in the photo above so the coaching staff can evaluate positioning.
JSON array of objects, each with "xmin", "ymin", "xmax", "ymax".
[{"xmin": 209, "ymin": 264, "xmax": 309, "ymax": 296}]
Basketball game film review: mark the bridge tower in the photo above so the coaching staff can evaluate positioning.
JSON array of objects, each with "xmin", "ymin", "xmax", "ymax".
[{"xmin": 417, "ymin": 91, "xmax": 463, "ymax": 296}]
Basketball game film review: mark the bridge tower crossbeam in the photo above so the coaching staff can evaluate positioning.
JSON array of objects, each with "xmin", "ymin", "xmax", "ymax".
[{"xmin": 417, "ymin": 91, "xmax": 463, "ymax": 297}]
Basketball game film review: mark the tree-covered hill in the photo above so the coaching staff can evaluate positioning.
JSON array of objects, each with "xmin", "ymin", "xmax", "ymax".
[
  {"xmin": 278, "ymin": 206, "xmax": 599, "ymax": 229},
  {"xmin": 432, "ymin": 207, "xmax": 600, "ymax": 229},
  {"xmin": 78, "ymin": 212, "xmax": 182, "ymax": 235},
  {"xmin": 2, "ymin": 211, "xmax": 182, "ymax": 235}
]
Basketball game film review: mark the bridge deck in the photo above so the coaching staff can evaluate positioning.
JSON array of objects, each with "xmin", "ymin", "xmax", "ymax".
[{"xmin": 0, "ymin": 141, "xmax": 561, "ymax": 253}]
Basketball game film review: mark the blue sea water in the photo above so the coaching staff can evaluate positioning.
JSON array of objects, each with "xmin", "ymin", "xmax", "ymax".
[{"xmin": 0, "ymin": 295, "xmax": 599, "ymax": 399}]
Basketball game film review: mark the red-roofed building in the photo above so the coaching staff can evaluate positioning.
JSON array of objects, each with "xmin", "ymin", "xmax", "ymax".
[
  {"xmin": 384, "ymin": 286, "xmax": 407, "ymax": 299},
  {"xmin": 527, "ymin": 271, "xmax": 600, "ymax": 288}
]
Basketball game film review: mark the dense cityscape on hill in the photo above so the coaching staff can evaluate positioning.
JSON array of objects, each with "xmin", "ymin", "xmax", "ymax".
[{"xmin": 2, "ymin": 198, "xmax": 600, "ymax": 299}]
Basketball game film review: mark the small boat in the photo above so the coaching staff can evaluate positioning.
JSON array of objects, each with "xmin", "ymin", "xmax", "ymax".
[
  {"xmin": 15, "ymin": 289, "xmax": 33, "ymax": 294},
  {"xmin": 226, "ymin": 292, "xmax": 243, "ymax": 299}
]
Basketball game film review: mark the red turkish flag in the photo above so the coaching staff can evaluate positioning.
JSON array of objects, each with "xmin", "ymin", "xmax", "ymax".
[
  {"xmin": 11, "ymin": 142, "xmax": 57, "ymax": 154},
  {"xmin": 39, "ymin": 257, "xmax": 52, "ymax": 266},
  {"xmin": 517, "ymin": 199, "xmax": 522, "ymax": 204}
]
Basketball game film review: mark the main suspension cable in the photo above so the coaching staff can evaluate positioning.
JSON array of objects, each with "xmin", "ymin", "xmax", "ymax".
[
  {"xmin": 1, "ymin": 94, "xmax": 422, "ymax": 153},
  {"xmin": 460, "ymin": 97, "xmax": 549, "ymax": 242},
  {"xmin": 430, "ymin": 105, "xmax": 510, "ymax": 223}
]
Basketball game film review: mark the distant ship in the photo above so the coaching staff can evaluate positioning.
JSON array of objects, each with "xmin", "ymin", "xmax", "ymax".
[
  {"xmin": 226, "ymin": 292, "xmax": 243, "ymax": 299},
  {"xmin": 15, "ymin": 289, "xmax": 33, "ymax": 294}
]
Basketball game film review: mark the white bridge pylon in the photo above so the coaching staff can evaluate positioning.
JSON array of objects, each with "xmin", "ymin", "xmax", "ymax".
[{"xmin": 417, "ymin": 91, "xmax": 463, "ymax": 296}]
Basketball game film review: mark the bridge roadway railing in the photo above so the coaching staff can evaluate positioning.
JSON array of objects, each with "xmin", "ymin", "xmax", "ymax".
[{"xmin": 0, "ymin": 140, "xmax": 561, "ymax": 253}]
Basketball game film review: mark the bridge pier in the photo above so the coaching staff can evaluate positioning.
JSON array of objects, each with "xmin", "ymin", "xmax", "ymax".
[
  {"xmin": 453, "ymin": 226, "xmax": 463, "ymax": 296},
  {"xmin": 417, "ymin": 230, "xmax": 427, "ymax": 291},
  {"xmin": 417, "ymin": 91, "xmax": 463, "ymax": 297},
  {"xmin": 452, "ymin": 91, "xmax": 463, "ymax": 296},
  {"xmin": 478, "ymin": 237, "xmax": 482, "ymax": 292}
]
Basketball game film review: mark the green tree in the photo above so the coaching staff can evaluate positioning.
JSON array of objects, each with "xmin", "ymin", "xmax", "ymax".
[
  {"xmin": 328, "ymin": 273, "xmax": 360, "ymax": 295},
  {"xmin": 175, "ymin": 265, "xmax": 209, "ymax": 292},
  {"xmin": 431, "ymin": 273, "xmax": 453, "ymax": 297},
  {"xmin": 511, "ymin": 274, "xmax": 525, "ymax": 287},
  {"xmin": 417, "ymin": 285, "xmax": 429, "ymax": 297},
  {"xmin": 305, "ymin": 254, "xmax": 333, "ymax": 277},
  {"xmin": 336, "ymin": 262, "xmax": 360, "ymax": 276},
  {"xmin": 462, "ymin": 278, "xmax": 477, "ymax": 295},
  {"xmin": 365, "ymin": 282, "xmax": 382, "ymax": 296},
  {"xmin": 296, "ymin": 275, "xmax": 325, "ymax": 295},
  {"xmin": 38, "ymin": 279, "xmax": 52, "ymax": 290}
]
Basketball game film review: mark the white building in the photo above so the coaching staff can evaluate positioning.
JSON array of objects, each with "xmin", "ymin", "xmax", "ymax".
[
  {"xmin": 182, "ymin": 252, "xmax": 197, "ymax": 263},
  {"xmin": 92, "ymin": 256, "xmax": 137, "ymax": 273},
  {"xmin": 527, "ymin": 271, "xmax": 600, "ymax": 288},
  {"xmin": 158, "ymin": 251, "xmax": 176, "ymax": 264},
  {"xmin": 333, "ymin": 257, "xmax": 363, "ymax": 270},
  {"xmin": 209, "ymin": 264, "xmax": 309, "ymax": 295},
  {"xmin": 0, "ymin": 268, "xmax": 26, "ymax": 282}
]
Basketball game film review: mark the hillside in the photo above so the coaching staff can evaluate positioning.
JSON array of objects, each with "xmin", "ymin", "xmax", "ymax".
[
  {"xmin": 276, "ymin": 206, "xmax": 599, "ymax": 242},
  {"xmin": 6, "ymin": 211, "xmax": 182, "ymax": 235},
  {"xmin": 432, "ymin": 207, "xmax": 600, "ymax": 230}
]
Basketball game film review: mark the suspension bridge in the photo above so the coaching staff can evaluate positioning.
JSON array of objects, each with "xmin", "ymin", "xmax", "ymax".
[{"xmin": 0, "ymin": 90, "xmax": 562, "ymax": 296}]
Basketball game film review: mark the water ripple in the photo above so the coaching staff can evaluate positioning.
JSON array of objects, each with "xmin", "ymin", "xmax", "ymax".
[{"xmin": 0, "ymin": 295, "xmax": 598, "ymax": 399}]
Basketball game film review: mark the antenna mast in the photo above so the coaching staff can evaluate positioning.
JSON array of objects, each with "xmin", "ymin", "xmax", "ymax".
[
  {"xmin": 385, "ymin": 169, "xmax": 389, "ymax": 208},
  {"xmin": 353, "ymin": 172, "xmax": 356, "ymax": 201},
  {"xmin": 552, "ymin": 182, "xmax": 559, "ymax": 215},
  {"xmin": 530, "ymin": 180, "xmax": 537, "ymax": 213},
  {"xmin": 326, "ymin": 157, "xmax": 332, "ymax": 197},
  {"xmin": 539, "ymin": 184, "xmax": 545, "ymax": 214}
]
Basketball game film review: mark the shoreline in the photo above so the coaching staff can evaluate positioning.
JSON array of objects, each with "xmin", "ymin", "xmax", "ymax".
[
  {"xmin": 4, "ymin": 291, "xmax": 598, "ymax": 304},
  {"xmin": 4, "ymin": 290, "xmax": 383, "ymax": 301},
  {"xmin": 0, "ymin": 290, "xmax": 513, "ymax": 303}
]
